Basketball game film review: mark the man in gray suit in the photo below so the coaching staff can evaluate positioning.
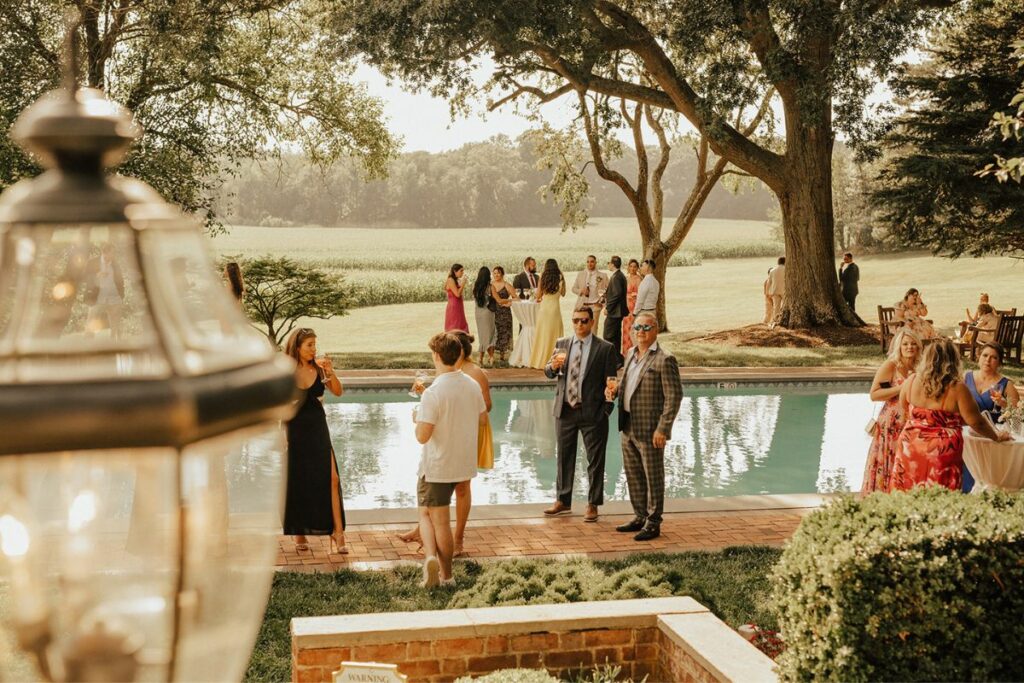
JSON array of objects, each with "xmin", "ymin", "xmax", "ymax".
[
  {"xmin": 607, "ymin": 312, "xmax": 682, "ymax": 541},
  {"xmin": 543, "ymin": 307, "xmax": 619, "ymax": 522}
]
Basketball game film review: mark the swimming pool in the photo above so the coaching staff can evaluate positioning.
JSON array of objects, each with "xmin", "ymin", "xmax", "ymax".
[{"xmin": 327, "ymin": 384, "xmax": 873, "ymax": 509}]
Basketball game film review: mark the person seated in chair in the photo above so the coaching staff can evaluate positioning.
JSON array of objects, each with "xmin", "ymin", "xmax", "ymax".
[{"xmin": 973, "ymin": 304, "xmax": 1002, "ymax": 344}]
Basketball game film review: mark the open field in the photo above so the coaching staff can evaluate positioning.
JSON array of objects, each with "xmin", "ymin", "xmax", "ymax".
[
  {"xmin": 267, "ymin": 253, "xmax": 1023, "ymax": 355},
  {"xmin": 213, "ymin": 217, "xmax": 779, "ymax": 272}
]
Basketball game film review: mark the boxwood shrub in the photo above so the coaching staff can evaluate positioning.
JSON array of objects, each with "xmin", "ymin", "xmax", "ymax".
[{"xmin": 771, "ymin": 487, "xmax": 1024, "ymax": 682}]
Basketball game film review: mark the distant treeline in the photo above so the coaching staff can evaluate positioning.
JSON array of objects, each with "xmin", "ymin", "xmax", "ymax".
[{"xmin": 218, "ymin": 134, "xmax": 774, "ymax": 228}]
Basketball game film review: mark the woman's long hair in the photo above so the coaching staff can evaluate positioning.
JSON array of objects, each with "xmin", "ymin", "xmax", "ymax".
[
  {"xmin": 540, "ymin": 258, "xmax": 561, "ymax": 294},
  {"xmin": 887, "ymin": 328, "xmax": 922, "ymax": 370},
  {"xmin": 447, "ymin": 263, "xmax": 463, "ymax": 283},
  {"xmin": 473, "ymin": 266, "xmax": 491, "ymax": 308},
  {"xmin": 224, "ymin": 262, "xmax": 244, "ymax": 301},
  {"xmin": 284, "ymin": 328, "xmax": 316, "ymax": 365},
  {"xmin": 903, "ymin": 287, "xmax": 919, "ymax": 302},
  {"xmin": 917, "ymin": 339, "xmax": 962, "ymax": 400}
]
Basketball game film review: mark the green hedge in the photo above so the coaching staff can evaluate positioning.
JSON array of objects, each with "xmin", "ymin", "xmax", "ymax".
[{"xmin": 771, "ymin": 488, "xmax": 1024, "ymax": 682}]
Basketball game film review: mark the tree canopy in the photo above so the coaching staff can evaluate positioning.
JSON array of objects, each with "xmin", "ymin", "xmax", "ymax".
[
  {"xmin": 0, "ymin": 0, "xmax": 399, "ymax": 231},
  {"xmin": 330, "ymin": 0, "xmax": 952, "ymax": 327},
  {"xmin": 873, "ymin": 0, "xmax": 1024, "ymax": 256}
]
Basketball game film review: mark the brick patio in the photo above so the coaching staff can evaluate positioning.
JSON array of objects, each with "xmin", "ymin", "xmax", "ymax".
[{"xmin": 276, "ymin": 505, "xmax": 813, "ymax": 572}]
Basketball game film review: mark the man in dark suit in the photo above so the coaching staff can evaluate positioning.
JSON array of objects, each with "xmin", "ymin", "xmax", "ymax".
[
  {"xmin": 603, "ymin": 255, "xmax": 628, "ymax": 365},
  {"xmin": 607, "ymin": 313, "xmax": 682, "ymax": 541},
  {"xmin": 512, "ymin": 257, "xmax": 538, "ymax": 299},
  {"xmin": 838, "ymin": 251, "xmax": 859, "ymax": 312},
  {"xmin": 543, "ymin": 306, "xmax": 618, "ymax": 522}
]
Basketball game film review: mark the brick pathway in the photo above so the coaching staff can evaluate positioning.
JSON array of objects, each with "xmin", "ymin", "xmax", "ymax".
[{"xmin": 276, "ymin": 507, "xmax": 811, "ymax": 572}]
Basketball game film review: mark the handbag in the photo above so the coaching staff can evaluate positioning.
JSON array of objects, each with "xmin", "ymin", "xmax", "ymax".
[{"xmin": 864, "ymin": 401, "xmax": 882, "ymax": 435}]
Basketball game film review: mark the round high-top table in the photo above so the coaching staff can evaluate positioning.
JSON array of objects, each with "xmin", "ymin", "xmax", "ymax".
[
  {"xmin": 509, "ymin": 300, "xmax": 539, "ymax": 368},
  {"xmin": 962, "ymin": 428, "xmax": 1024, "ymax": 492}
]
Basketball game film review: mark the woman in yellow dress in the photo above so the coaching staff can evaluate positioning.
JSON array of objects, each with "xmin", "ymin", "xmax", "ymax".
[{"xmin": 529, "ymin": 259, "xmax": 565, "ymax": 369}]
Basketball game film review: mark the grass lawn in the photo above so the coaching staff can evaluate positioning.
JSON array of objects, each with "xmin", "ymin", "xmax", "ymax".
[
  {"xmin": 296, "ymin": 253, "xmax": 1023, "ymax": 358},
  {"xmin": 246, "ymin": 547, "xmax": 782, "ymax": 682}
]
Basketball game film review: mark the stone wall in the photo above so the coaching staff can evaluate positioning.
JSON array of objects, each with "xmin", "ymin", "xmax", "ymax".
[{"xmin": 291, "ymin": 597, "xmax": 776, "ymax": 683}]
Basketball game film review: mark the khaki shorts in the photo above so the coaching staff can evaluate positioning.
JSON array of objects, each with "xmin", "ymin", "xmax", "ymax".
[{"xmin": 417, "ymin": 477, "xmax": 457, "ymax": 508}]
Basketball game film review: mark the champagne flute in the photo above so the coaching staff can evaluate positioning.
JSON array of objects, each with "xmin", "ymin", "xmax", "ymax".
[
  {"xmin": 408, "ymin": 371, "xmax": 429, "ymax": 399},
  {"xmin": 554, "ymin": 351, "xmax": 568, "ymax": 374}
]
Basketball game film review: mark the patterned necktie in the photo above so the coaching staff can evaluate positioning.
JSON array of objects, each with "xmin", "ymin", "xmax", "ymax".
[{"xmin": 567, "ymin": 340, "xmax": 582, "ymax": 407}]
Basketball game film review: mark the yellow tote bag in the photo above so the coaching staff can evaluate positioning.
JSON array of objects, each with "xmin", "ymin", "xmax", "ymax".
[{"xmin": 477, "ymin": 414, "xmax": 494, "ymax": 469}]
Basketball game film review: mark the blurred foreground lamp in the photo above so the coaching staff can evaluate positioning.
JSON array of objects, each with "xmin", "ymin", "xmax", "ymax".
[{"xmin": 0, "ymin": 68, "xmax": 296, "ymax": 680}]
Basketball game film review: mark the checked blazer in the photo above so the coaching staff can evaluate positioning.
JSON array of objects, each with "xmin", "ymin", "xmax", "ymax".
[{"xmin": 617, "ymin": 344, "xmax": 682, "ymax": 439}]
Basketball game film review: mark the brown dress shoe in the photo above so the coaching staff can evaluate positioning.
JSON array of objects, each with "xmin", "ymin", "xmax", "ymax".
[
  {"xmin": 584, "ymin": 505, "xmax": 599, "ymax": 522},
  {"xmin": 543, "ymin": 501, "xmax": 572, "ymax": 516}
]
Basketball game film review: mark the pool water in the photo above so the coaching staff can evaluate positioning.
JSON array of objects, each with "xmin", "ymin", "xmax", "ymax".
[{"xmin": 327, "ymin": 385, "xmax": 873, "ymax": 509}]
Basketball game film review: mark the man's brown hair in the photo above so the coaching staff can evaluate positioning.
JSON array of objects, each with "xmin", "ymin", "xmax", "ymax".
[{"xmin": 429, "ymin": 332, "xmax": 463, "ymax": 366}]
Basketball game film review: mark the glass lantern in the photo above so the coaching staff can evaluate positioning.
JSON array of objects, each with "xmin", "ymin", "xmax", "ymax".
[{"xmin": 0, "ymin": 83, "xmax": 296, "ymax": 681}]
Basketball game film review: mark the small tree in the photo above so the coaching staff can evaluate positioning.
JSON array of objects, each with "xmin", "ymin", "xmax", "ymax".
[{"xmin": 237, "ymin": 256, "xmax": 351, "ymax": 346}]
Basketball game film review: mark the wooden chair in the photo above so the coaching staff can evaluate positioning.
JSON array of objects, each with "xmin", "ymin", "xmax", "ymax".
[
  {"xmin": 994, "ymin": 315, "xmax": 1024, "ymax": 365},
  {"xmin": 996, "ymin": 307, "xmax": 1017, "ymax": 317},
  {"xmin": 878, "ymin": 305, "xmax": 901, "ymax": 354}
]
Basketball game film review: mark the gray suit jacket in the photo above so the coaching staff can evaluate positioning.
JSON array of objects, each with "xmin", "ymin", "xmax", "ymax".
[{"xmin": 617, "ymin": 345, "xmax": 682, "ymax": 439}]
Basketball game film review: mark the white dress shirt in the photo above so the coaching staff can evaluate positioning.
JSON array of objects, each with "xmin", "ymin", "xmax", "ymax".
[{"xmin": 633, "ymin": 273, "xmax": 660, "ymax": 315}]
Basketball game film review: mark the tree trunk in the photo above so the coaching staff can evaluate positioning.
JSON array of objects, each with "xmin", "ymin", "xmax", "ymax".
[{"xmin": 776, "ymin": 106, "xmax": 861, "ymax": 328}]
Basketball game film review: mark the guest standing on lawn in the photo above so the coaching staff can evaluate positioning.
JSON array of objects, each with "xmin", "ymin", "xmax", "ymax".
[
  {"xmin": 765, "ymin": 256, "xmax": 785, "ymax": 328},
  {"xmin": 543, "ymin": 307, "xmax": 618, "ymax": 522},
  {"xmin": 862, "ymin": 328, "xmax": 921, "ymax": 493},
  {"xmin": 472, "ymin": 266, "xmax": 497, "ymax": 366},
  {"xmin": 890, "ymin": 339, "xmax": 1010, "ymax": 492},
  {"xmin": 572, "ymin": 255, "xmax": 608, "ymax": 330},
  {"xmin": 603, "ymin": 255, "xmax": 628, "ymax": 366},
  {"xmin": 528, "ymin": 259, "xmax": 565, "ymax": 369},
  {"xmin": 633, "ymin": 259, "xmax": 660, "ymax": 322},
  {"xmin": 491, "ymin": 266, "xmax": 515, "ymax": 362},
  {"xmin": 282, "ymin": 328, "xmax": 346, "ymax": 555},
  {"xmin": 622, "ymin": 259, "xmax": 641, "ymax": 357},
  {"xmin": 513, "ymin": 257, "xmax": 538, "ymax": 298},
  {"xmin": 607, "ymin": 313, "xmax": 682, "ymax": 541},
  {"xmin": 962, "ymin": 342, "xmax": 1020, "ymax": 492},
  {"xmin": 413, "ymin": 332, "xmax": 486, "ymax": 587},
  {"xmin": 838, "ymin": 252, "xmax": 859, "ymax": 313},
  {"xmin": 444, "ymin": 264, "xmax": 469, "ymax": 333}
]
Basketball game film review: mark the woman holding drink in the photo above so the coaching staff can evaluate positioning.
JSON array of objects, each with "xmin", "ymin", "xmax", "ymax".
[
  {"xmin": 444, "ymin": 263, "xmax": 469, "ymax": 333},
  {"xmin": 282, "ymin": 328, "xmax": 347, "ymax": 554}
]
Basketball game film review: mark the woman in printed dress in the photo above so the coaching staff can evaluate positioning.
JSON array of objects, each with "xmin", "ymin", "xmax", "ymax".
[
  {"xmin": 890, "ymin": 339, "xmax": 1010, "ymax": 492},
  {"xmin": 894, "ymin": 288, "xmax": 936, "ymax": 339},
  {"xmin": 862, "ymin": 328, "xmax": 921, "ymax": 493},
  {"xmin": 491, "ymin": 266, "xmax": 515, "ymax": 362},
  {"xmin": 621, "ymin": 259, "xmax": 642, "ymax": 358}
]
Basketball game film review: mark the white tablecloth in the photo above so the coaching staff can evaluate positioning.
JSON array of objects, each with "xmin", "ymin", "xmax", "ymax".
[
  {"xmin": 509, "ymin": 300, "xmax": 539, "ymax": 368},
  {"xmin": 963, "ymin": 428, "xmax": 1024, "ymax": 492}
]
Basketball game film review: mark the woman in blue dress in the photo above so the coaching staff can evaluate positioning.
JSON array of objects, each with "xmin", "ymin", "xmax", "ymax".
[{"xmin": 962, "ymin": 342, "xmax": 1020, "ymax": 492}]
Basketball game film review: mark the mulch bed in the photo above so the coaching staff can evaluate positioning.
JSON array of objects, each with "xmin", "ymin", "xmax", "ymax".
[{"xmin": 687, "ymin": 323, "xmax": 881, "ymax": 348}]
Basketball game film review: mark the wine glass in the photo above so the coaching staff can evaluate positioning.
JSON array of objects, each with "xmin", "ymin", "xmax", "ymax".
[{"xmin": 408, "ymin": 371, "xmax": 429, "ymax": 399}]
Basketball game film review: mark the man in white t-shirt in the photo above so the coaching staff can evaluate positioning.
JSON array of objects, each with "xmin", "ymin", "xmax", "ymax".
[{"xmin": 414, "ymin": 332, "xmax": 487, "ymax": 587}]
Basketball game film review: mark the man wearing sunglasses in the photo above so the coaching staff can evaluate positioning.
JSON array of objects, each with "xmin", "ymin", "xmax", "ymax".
[
  {"xmin": 543, "ymin": 307, "xmax": 619, "ymax": 522},
  {"xmin": 605, "ymin": 313, "xmax": 682, "ymax": 541}
]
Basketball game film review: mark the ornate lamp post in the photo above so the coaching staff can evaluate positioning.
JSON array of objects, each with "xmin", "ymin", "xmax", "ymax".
[{"xmin": 0, "ymin": 60, "xmax": 296, "ymax": 681}]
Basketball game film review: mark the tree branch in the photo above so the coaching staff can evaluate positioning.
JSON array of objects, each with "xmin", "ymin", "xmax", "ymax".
[
  {"xmin": 577, "ymin": 90, "xmax": 639, "ymax": 207},
  {"xmin": 488, "ymin": 81, "xmax": 573, "ymax": 111},
  {"xmin": 644, "ymin": 103, "xmax": 671, "ymax": 230}
]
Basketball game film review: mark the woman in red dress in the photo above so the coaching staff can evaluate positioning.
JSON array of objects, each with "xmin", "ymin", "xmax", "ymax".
[
  {"xmin": 443, "ymin": 263, "xmax": 469, "ymax": 333},
  {"xmin": 890, "ymin": 339, "xmax": 1010, "ymax": 491},
  {"xmin": 862, "ymin": 328, "xmax": 921, "ymax": 493}
]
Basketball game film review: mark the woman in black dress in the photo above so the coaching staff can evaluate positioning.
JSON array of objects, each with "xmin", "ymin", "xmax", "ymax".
[{"xmin": 283, "ymin": 328, "xmax": 347, "ymax": 554}]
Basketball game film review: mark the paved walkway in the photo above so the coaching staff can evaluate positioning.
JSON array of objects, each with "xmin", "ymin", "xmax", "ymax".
[{"xmin": 276, "ymin": 506, "xmax": 813, "ymax": 572}]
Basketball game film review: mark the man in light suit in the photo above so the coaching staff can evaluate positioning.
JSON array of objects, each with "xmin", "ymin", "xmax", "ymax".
[
  {"xmin": 543, "ymin": 307, "xmax": 618, "ymax": 522},
  {"xmin": 572, "ymin": 255, "xmax": 608, "ymax": 330},
  {"xmin": 766, "ymin": 256, "xmax": 786, "ymax": 328},
  {"xmin": 603, "ymin": 255, "xmax": 628, "ymax": 365},
  {"xmin": 607, "ymin": 312, "xmax": 682, "ymax": 541}
]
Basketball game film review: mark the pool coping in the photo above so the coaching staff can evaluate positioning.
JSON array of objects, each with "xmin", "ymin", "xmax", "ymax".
[{"xmin": 345, "ymin": 492, "xmax": 838, "ymax": 526}]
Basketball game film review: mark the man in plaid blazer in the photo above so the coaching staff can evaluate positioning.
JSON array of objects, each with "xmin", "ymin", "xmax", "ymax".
[{"xmin": 607, "ymin": 312, "xmax": 682, "ymax": 541}]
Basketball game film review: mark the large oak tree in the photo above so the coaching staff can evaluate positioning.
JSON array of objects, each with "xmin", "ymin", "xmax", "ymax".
[
  {"xmin": 331, "ymin": 0, "xmax": 951, "ymax": 327},
  {"xmin": 1, "ymin": 0, "xmax": 398, "ymax": 232}
]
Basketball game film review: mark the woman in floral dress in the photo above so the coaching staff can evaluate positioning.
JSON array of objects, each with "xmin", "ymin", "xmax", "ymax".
[
  {"xmin": 894, "ymin": 288, "xmax": 936, "ymax": 339},
  {"xmin": 890, "ymin": 339, "xmax": 1010, "ymax": 491},
  {"xmin": 862, "ymin": 328, "xmax": 921, "ymax": 493}
]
